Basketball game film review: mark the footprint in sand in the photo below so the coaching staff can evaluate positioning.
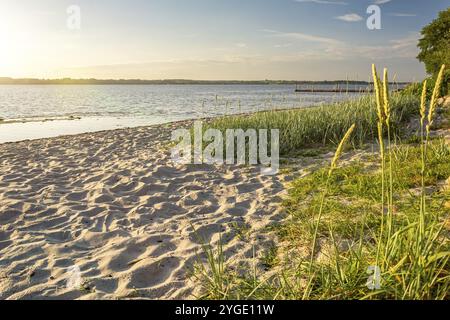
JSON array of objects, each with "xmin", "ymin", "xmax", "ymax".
[{"xmin": 123, "ymin": 256, "xmax": 181, "ymax": 289}]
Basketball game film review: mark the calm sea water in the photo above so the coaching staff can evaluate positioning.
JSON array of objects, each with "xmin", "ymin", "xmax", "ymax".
[{"xmin": 0, "ymin": 84, "xmax": 368, "ymax": 143}]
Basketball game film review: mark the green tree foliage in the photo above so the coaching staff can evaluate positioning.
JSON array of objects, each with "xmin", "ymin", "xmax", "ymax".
[{"xmin": 417, "ymin": 8, "xmax": 450, "ymax": 94}]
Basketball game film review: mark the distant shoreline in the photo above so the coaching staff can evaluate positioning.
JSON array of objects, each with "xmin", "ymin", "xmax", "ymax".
[{"xmin": 0, "ymin": 78, "xmax": 411, "ymax": 86}]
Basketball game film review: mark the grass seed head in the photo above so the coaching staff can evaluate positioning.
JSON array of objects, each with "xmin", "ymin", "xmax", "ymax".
[
  {"xmin": 420, "ymin": 80, "xmax": 428, "ymax": 122},
  {"xmin": 372, "ymin": 64, "xmax": 385, "ymax": 123},
  {"xmin": 428, "ymin": 64, "xmax": 446, "ymax": 126},
  {"xmin": 383, "ymin": 68, "xmax": 391, "ymax": 125},
  {"xmin": 329, "ymin": 124, "xmax": 356, "ymax": 177}
]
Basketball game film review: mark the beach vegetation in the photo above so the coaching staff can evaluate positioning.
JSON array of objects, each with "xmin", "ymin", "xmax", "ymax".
[
  {"xmin": 194, "ymin": 65, "xmax": 450, "ymax": 300},
  {"xmin": 208, "ymin": 94, "xmax": 418, "ymax": 155}
]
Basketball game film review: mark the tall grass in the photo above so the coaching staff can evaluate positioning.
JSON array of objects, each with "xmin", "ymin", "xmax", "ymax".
[
  {"xmin": 303, "ymin": 123, "xmax": 356, "ymax": 299},
  {"xmin": 194, "ymin": 64, "xmax": 449, "ymax": 300},
  {"xmin": 193, "ymin": 234, "xmax": 229, "ymax": 300},
  {"xmin": 370, "ymin": 64, "xmax": 448, "ymax": 299},
  {"xmin": 208, "ymin": 94, "xmax": 418, "ymax": 155},
  {"xmin": 309, "ymin": 124, "xmax": 356, "ymax": 271}
]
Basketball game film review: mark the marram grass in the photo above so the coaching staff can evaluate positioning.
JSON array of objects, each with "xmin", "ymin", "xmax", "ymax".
[
  {"xmin": 208, "ymin": 93, "xmax": 418, "ymax": 155},
  {"xmin": 420, "ymin": 80, "xmax": 428, "ymax": 125},
  {"xmin": 329, "ymin": 124, "xmax": 355, "ymax": 177},
  {"xmin": 428, "ymin": 64, "xmax": 446, "ymax": 131}
]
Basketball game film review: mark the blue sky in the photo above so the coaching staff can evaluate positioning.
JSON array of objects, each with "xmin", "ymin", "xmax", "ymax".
[{"xmin": 0, "ymin": 0, "xmax": 448, "ymax": 80}]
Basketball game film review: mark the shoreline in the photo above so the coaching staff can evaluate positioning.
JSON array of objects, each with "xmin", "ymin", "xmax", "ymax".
[
  {"xmin": 0, "ymin": 116, "xmax": 199, "ymax": 145},
  {"xmin": 0, "ymin": 117, "xmax": 195, "ymax": 146},
  {"xmin": 0, "ymin": 96, "xmax": 363, "ymax": 145},
  {"xmin": 0, "ymin": 108, "xmax": 288, "ymax": 145}
]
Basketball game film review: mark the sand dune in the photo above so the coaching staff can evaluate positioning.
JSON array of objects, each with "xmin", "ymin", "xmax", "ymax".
[{"xmin": 0, "ymin": 121, "xmax": 291, "ymax": 299}]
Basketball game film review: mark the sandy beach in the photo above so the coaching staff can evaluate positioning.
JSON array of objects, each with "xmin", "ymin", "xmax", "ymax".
[
  {"xmin": 0, "ymin": 120, "xmax": 293, "ymax": 300},
  {"xmin": 1, "ymin": 1, "xmax": 449, "ymax": 304},
  {"xmin": 1, "ymin": 99, "xmax": 449, "ymax": 300}
]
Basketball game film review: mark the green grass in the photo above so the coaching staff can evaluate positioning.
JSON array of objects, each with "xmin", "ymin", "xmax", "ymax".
[
  {"xmin": 207, "ymin": 94, "xmax": 419, "ymax": 155},
  {"xmin": 193, "ymin": 65, "xmax": 449, "ymax": 300},
  {"xmin": 261, "ymin": 246, "xmax": 279, "ymax": 271},
  {"xmin": 287, "ymin": 139, "xmax": 450, "ymax": 204},
  {"xmin": 193, "ymin": 139, "xmax": 450, "ymax": 300}
]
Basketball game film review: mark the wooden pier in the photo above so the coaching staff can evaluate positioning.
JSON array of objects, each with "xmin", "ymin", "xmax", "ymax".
[
  {"xmin": 294, "ymin": 84, "xmax": 403, "ymax": 93},
  {"xmin": 294, "ymin": 88, "xmax": 374, "ymax": 93}
]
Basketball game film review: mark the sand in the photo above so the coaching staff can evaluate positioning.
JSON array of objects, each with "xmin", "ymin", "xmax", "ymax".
[{"xmin": 0, "ymin": 121, "xmax": 292, "ymax": 300}]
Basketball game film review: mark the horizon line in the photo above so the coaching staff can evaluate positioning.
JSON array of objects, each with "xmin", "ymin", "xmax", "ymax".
[{"xmin": 0, "ymin": 77, "xmax": 412, "ymax": 84}]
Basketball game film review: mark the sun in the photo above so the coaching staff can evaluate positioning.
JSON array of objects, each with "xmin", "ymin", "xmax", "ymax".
[{"xmin": 0, "ymin": 9, "xmax": 36, "ymax": 77}]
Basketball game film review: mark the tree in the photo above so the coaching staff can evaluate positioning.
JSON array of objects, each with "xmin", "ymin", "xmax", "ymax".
[{"xmin": 417, "ymin": 8, "xmax": 450, "ymax": 94}]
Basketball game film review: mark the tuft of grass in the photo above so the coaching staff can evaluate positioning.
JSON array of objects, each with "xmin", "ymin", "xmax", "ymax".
[
  {"xmin": 261, "ymin": 246, "xmax": 279, "ymax": 271},
  {"xmin": 229, "ymin": 221, "xmax": 251, "ymax": 242},
  {"xmin": 192, "ymin": 234, "xmax": 230, "ymax": 300},
  {"xmin": 308, "ymin": 123, "xmax": 355, "ymax": 283}
]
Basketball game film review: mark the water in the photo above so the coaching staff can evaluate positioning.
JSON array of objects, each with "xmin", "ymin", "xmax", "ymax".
[{"xmin": 0, "ymin": 84, "xmax": 367, "ymax": 143}]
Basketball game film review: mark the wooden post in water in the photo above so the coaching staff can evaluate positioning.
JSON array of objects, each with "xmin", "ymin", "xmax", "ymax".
[{"xmin": 346, "ymin": 75, "xmax": 349, "ymax": 94}]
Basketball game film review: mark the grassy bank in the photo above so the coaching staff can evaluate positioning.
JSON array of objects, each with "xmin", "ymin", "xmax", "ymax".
[
  {"xmin": 208, "ymin": 94, "xmax": 419, "ymax": 155},
  {"xmin": 194, "ymin": 65, "xmax": 450, "ymax": 300}
]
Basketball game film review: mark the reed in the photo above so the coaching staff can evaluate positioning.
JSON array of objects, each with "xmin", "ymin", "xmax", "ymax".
[
  {"xmin": 310, "ymin": 124, "xmax": 355, "ymax": 272},
  {"xmin": 427, "ymin": 65, "xmax": 446, "ymax": 134},
  {"xmin": 383, "ymin": 68, "xmax": 394, "ymax": 243},
  {"xmin": 422, "ymin": 65, "xmax": 446, "ymax": 238},
  {"xmin": 372, "ymin": 64, "xmax": 387, "ymax": 266}
]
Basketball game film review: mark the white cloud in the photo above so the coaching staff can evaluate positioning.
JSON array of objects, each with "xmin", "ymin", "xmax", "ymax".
[
  {"xmin": 61, "ymin": 32, "xmax": 422, "ymax": 80},
  {"xmin": 235, "ymin": 43, "xmax": 247, "ymax": 48},
  {"xmin": 374, "ymin": 0, "xmax": 392, "ymax": 4},
  {"xmin": 294, "ymin": 0, "xmax": 348, "ymax": 5},
  {"xmin": 265, "ymin": 31, "xmax": 420, "ymax": 62},
  {"xmin": 335, "ymin": 13, "xmax": 363, "ymax": 22},
  {"xmin": 263, "ymin": 29, "xmax": 342, "ymax": 45},
  {"xmin": 338, "ymin": 33, "xmax": 420, "ymax": 60},
  {"xmin": 274, "ymin": 43, "xmax": 293, "ymax": 48},
  {"xmin": 388, "ymin": 32, "xmax": 420, "ymax": 52},
  {"xmin": 389, "ymin": 13, "xmax": 417, "ymax": 17}
]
